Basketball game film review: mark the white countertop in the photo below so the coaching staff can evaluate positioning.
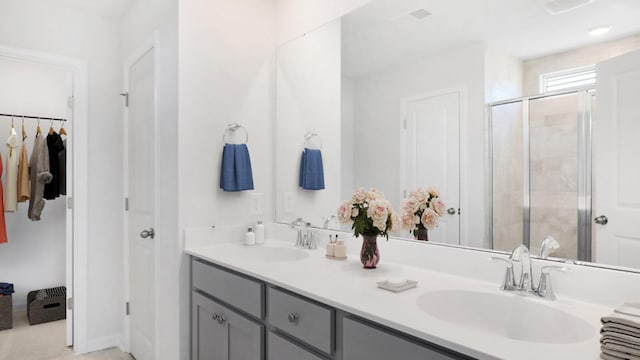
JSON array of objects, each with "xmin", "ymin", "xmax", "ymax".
[{"xmin": 185, "ymin": 238, "xmax": 610, "ymax": 360}]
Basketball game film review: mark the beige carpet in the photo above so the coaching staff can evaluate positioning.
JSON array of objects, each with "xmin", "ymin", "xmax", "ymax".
[{"xmin": 0, "ymin": 311, "xmax": 132, "ymax": 360}]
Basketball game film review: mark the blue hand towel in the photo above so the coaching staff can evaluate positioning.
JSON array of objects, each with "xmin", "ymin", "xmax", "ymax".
[
  {"xmin": 300, "ymin": 148, "xmax": 325, "ymax": 190},
  {"xmin": 0, "ymin": 283, "xmax": 14, "ymax": 296},
  {"xmin": 220, "ymin": 144, "xmax": 255, "ymax": 192}
]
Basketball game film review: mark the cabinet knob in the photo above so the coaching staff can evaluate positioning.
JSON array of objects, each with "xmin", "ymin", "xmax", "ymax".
[
  {"xmin": 212, "ymin": 313, "xmax": 219, "ymax": 320},
  {"xmin": 288, "ymin": 313, "xmax": 299, "ymax": 324},
  {"xmin": 217, "ymin": 316, "xmax": 226, "ymax": 324}
]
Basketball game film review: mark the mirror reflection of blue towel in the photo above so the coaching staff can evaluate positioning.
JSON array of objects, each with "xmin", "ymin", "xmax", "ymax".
[
  {"xmin": 220, "ymin": 144, "xmax": 254, "ymax": 192},
  {"xmin": 299, "ymin": 148, "xmax": 325, "ymax": 190}
]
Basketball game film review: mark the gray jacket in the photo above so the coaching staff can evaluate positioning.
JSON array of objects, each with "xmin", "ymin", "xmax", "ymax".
[{"xmin": 28, "ymin": 135, "xmax": 53, "ymax": 221}]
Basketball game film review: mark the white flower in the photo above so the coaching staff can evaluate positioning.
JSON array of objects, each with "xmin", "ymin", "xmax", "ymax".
[
  {"xmin": 337, "ymin": 201, "xmax": 353, "ymax": 223},
  {"xmin": 366, "ymin": 188, "xmax": 383, "ymax": 202},
  {"xmin": 411, "ymin": 188, "xmax": 428, "ymax": 203},
  {"xmin": 427, "ymin": 187, "xmax": 440, "ymax": 198},
  {"xmin": 351, "ymin": 207, "xmax": 359, "ymax": 217},
  {"xmin": 421, "ymin": 208, "xmax": 439, "ymax": 230},
  {"xmin": 402, "ymin": 198, "xmax": 420, "ymax": 214},
  {"xmin": 399, "ymin": 211, "xmax": 415, "ymax": 231},
  {"xmin": 430, "ymin": 197, "xmax": 446, "ymax": 216}
]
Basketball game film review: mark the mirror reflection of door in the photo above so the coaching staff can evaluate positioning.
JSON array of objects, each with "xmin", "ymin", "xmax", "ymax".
[
  {"xmin": 403, "ymin": 91, "xmax": 460, "ymax": 245},
  {"xmin": 594, "ymin": 49, "xmax": 640, "ymax": 268}
]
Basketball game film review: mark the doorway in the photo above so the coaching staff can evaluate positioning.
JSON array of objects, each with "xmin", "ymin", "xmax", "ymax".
[
  {"xmin": 401, "ymin": 90, "xmax": 461, "ymax": 245},
  {"xmin": 0, "ymin": 44, "xmax": 88, "ymax": 353}
]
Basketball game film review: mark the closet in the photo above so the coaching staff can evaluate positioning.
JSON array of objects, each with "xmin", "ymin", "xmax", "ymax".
[{"xmin": 0, "ymin": 57, "xmax": 72, "ymax": 351}]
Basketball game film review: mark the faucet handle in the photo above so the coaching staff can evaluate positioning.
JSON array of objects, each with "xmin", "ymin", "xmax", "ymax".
[
  {"xmin": 540, "ymin": 236, "xmax": 560, "ymax": 259},
  {"xmin": 536, "ymin": 266, "xmax": 572, "ymax": 300},
  {"xmin": 489, "ymin": 257, "xmax": 516, "ymax": 290}
]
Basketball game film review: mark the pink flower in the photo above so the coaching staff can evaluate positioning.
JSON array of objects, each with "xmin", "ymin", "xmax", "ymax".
[
  {"xmin": 399, "ymin": 211, "xmax": 415, "ymax": 231},
  {"xmin": 366, "ymin": 188, "xmax": 384, "ymax": 202},
  {"xmin": 337, "ymin": 201, "xmax": 353, "ymax": 223},
  {"xmin": 367, "ymin": 199, "xmax": 390, "ymax": 232},
  {"xmin": 351, "ymin": 207, "xmax": 359, "ymax": 217},
  {"xmin": 402, "ymin": 198, "xmax": 420, "ymax": 214},
  {"xmin": 430, "ymin": 197, "xmax": 446, "ymax": 216},
  {"xmin": 427, "ymin": 187, "xmax": 440, "ymax": 198},
  {"xmin": 411, "ymin": 188, "xmax": 428, "ymax": 203},
  {"xmin": 421, "ymin": 208, "xmax": 439, "ymax": 230},
  {"xmin": 352, "ymin": 188, "xmax": 368, "ymax": 204}
]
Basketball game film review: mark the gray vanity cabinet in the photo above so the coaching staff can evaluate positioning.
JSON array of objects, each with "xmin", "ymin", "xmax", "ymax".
[
  {"xmin": 342, "ymin": 317, "xmax": 468, "ymax": 360},
  {"xmin": 192, "ymin": 292, "xmax": 263, "ymax": 360},
  {"xmin": 267, "ymin": 331, "xmax": 325, "ymax": 360}
]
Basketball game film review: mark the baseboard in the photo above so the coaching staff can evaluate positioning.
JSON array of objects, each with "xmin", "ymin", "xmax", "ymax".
[{"xmin": 86, "ymin": 334, "xmax": 123, "ymax": 353}]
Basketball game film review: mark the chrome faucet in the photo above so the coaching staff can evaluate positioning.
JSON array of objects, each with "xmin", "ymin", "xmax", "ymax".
[
  {"xmin": 288, "ymin": 218, "xmax": 317, "ymax": 249},
  {"xmin": 490, "ymin": 243, "xmax": 572, "ymax": 300},
  {"xmin": 540, "ymin": 235, "xmax": 560, "ymax": 259},
  {"xmin": 322, "ymin": 215, "xmax": 338, "ymax": 229}
]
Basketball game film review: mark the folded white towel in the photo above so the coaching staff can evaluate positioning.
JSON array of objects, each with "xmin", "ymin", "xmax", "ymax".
[
  {"xmin": 617, "ymin": 303, "xmax": 640, "ymax": 318},
  {"xmin": 602, "ymin": 332, "xmax": 640, "ymax": 348},
  {"xmin": 602, "ymin": 342, "xmax": 640, "ymax": 357},
  {"xmin": 602, "ymin": 323, "xmax": 640, "ymax": 339},
  {"xmin": 601, "ymin": 352, "xmax": 624, "ymax": 360},
  {"xmin": 601, "ymin": 346, "xmax": 640, "ymax": 360},
  {"xmin": 602, "ymin": 336, "xmax": 640, "ymax": 351},
  {"xmin": 602, "ymin": 303, "xmax": 640, "ymax": 334}
]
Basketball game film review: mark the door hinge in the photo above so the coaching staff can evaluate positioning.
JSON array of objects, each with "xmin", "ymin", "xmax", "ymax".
[
  {"xmin": 67, "ymin": 297, "xmax": 73, "ymax": 310},
  {"xmin": 458, "ymin": 208, "xmax": 461, "ymax": 215},
  {"xmin": 67, "ymin": 197, "xmax": 74, "ymax": 210},
  {"xmin": 67, "ymin": 96, "xmax": 74, "ymax": 109},
  {"xmin": 125, "ymin": 197, "xmax": 129, "ymax": 211},
  {"xmin": 126, "ymin": 301, "xmax": 130, "ymax": 316},
  {"xmin": 120, "ymin": 92, "xmax": 129, "ymax": 107}
]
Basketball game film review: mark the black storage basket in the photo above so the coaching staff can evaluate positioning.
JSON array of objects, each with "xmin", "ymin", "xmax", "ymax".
[
  {"xmin": 0, "ymin": 295, "xmax": 11, "ymax": 330},
  {"xmin": 27, "ymin": 286, "xmax": 66, "ymax": 325}
]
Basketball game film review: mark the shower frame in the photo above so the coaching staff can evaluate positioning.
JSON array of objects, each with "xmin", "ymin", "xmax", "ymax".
[{"xmin": 486, "ymin": 86, "xmax": 596, "ymax": 261}]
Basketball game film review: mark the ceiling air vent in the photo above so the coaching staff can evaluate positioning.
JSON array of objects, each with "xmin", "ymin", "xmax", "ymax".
[{"xmin": 538, "ymin": 0, "xmax": 596, "ymax": 15}]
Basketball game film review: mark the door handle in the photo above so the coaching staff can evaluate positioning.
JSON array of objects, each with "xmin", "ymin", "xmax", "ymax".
[
  {"xmin": 594, "ymin": 215, "xmax": 608, "ymax": 225},
  {"xmin": 140, "ymin": 228, "xmax": 155, "ymax": 239},
  {"xmin": 447, "ymin": 208, "xmax": 456, "ymax": 215}
]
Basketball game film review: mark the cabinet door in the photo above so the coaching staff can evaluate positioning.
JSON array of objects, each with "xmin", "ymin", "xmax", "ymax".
[
  {"xmin": 267, "ymin": 332, "xmax": 325, "ymax": 360},
  {"xmin": 193, "ymin": 292, "xmax": 263, "ymax": 360},
  {"xmin": 343, "ymin": 317, "xmax": 467, "ymax": 360}
]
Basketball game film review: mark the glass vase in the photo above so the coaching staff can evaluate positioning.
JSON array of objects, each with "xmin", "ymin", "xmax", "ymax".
[{"xmin": 360, "ymin": 234, "xmax": 380, "ymax": 269}]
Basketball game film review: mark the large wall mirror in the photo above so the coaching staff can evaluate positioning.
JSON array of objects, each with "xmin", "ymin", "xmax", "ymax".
[{"xmin": 275, "ymin": 0, "xmax": 640, "ymax": 271}]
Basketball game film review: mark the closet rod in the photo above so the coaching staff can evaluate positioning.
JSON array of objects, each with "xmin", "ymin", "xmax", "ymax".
[{"xmin": 0, "ymin": 113, "xmax": 67, "ymax": 122}]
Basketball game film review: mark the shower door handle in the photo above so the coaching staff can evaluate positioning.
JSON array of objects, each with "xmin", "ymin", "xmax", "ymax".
[{"xmin": 594, "ymin": 215, "xmax": 608, "ymax": 225}]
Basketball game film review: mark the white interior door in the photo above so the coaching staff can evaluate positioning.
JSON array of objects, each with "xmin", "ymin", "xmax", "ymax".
[
  {"xmin": 127, "ymin": 48, "xmax": 156, "ymax": 360},
  {"xmin": 65, "ymin": 72, "xmax": 74, "ymax": 347},
  {"xmin": 404, "ymin": 91, "xmax": 460, "ymax": 245},
  {"xmin": 594, "ymin": 50, "xmax": 640, "ymax": 268}
]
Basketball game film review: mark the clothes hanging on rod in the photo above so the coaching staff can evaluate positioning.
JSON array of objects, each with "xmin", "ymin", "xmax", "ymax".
[
  {"xmin": 44, "ymin": 130, "xmax": 64, "ymax": 200},
  {"xmin": 4, "ymin": 128, "xmax": 19, "ymax": 212},
  {"xmin": 58, "ymin": 138, "xmax": 67, "ymax": 196},
  {"xmin": 17, "ymin": 124, "xmax": 30, "ymax": 203},
  {"xmin": 28, "ymin": 133, "xmax": 52, "ymax": 221},
  {"xmin": 0, "ymin": 152, "xmax": 7, "ymax": 244}
]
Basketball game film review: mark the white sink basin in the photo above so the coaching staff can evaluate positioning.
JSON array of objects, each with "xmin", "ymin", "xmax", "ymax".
[
  {"xmin": 225, "ymin": 245, "xmax": 310, "ymax": 263},
  {"xmin": 416, "ymin": 290, "xmax": 595, "ymax": 344}
]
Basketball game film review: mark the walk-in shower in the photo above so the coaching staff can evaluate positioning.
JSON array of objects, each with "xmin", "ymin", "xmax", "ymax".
[{"xmin": 488, "ymin": 88, "xmax": 596, "ymax": 262}]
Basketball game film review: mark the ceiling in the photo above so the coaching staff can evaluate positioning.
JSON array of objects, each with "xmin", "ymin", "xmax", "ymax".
[
  {"xmin": 46, "ymin": 0, "xmax": 135, "ymax": 20},
  {"xmin": 342, "ymin": 0, "xmax": 640, "ymax": 77}
]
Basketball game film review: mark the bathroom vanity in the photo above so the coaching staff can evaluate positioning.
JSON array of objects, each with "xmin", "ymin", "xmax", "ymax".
[{"xmin": 186, "ymin": 227, "xmax": 620, "ymax": 360}]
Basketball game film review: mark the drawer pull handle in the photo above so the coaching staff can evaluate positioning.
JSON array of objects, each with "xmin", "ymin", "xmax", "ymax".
[{"xmin": 288, "ymin": 313, "xmax": 299, "ymax": 324}]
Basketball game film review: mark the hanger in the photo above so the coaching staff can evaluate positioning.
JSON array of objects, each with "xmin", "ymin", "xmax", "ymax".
[
  {"xmin": 10, "ymin": 116, "xmax": 14, "ymax": 129},
  {"xmin": 59, "ymin": 120, "xmax": 67, "ymax": 137},
  {"xmin": 36, "ymin": 118, "xmax": 42, "ymax": 137},
  {"xmin": 48, "ymin": 120, "xmax": 55, "ymax": 135},
  {"xmin": 21, "ymin": 117, "xmax": 27, "ymax": 141}
]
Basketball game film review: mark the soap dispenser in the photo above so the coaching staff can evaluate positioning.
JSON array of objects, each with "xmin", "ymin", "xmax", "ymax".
[
  {"xmin": 244, "ymin": 226, "xmax": 255, "ymax": 246},
  {"xmin": 255, "ymin": 221, "xmax": 265, "ymax": 245},
  {"xmin": 333, "ymin": 236, "xmax": 347, "ymax": 259}
]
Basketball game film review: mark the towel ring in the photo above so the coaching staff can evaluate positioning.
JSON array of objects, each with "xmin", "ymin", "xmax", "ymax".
[
  {"xmin": 223, "ymin": 123, "xmax": 249, "ymax": 144},
  {"xmin": 304, "ymin": 132, "xmax": 322, "ymax": 149}
]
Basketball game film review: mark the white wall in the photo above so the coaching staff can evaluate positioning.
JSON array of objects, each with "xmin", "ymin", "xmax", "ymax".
[
  {"xmin": 341, "ymin": 76, "xmax": 355, "ymax": 200},
  {"xmin": 0, "ymin": 0, "xmax": 123, "ymax": 350},
  {"xmin": 119, "ymin": 0, "xmax": 179, "ymax": 358},
  {"xmin": 484, "ymin": 46, "xmax": 523, "ymax": 103},
  {"xmin": 275, "ymin": 19, "xmax": 341, "ymax": 225},
  {"xmin": 275, "ymin": 0, "xmax": 371, "ymax": 45},
  {"xmin": 179, "ymin": 0, "xmax": 275, "ymax": 358},
  {"xmin": 0, "ymin": 59, "xmax": 69, "ymax": 310},
  {"xmin": 352, "ymin": 43, "xmax": 487, "ymax": 248}
]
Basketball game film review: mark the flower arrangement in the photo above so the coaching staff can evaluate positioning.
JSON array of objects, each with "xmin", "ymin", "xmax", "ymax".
[
  {"xmin": 337, "ymin": 187, "xmax": 395, "ymax": 239},
  {"xmin": 398, "ymin": 187, "xmax": 446, "ymax": 238}
]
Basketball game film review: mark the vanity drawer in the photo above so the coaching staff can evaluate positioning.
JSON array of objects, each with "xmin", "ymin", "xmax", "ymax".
[
  {"xmin": 267, "ymin": 287, "xmax": 334, "ymax": 354},
  {"xmin": 192, "ymin": 259, "xmax": 264, "ymax": 318},
  {"xmin": 268, "ymin": 331, "xmax": 325, "ymax": 360}
]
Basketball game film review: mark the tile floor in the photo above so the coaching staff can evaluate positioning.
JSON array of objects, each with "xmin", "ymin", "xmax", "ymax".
[{"xmin": 0, "ymin": 311, "xmax": 133, "ymax": 360}]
